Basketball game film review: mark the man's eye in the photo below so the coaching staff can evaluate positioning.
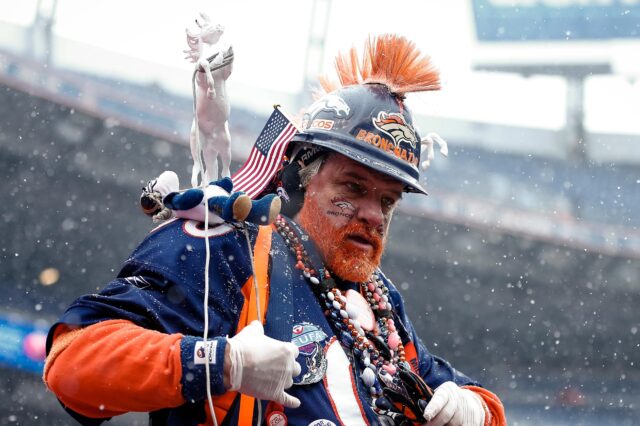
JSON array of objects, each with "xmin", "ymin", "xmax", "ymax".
[
  {"xmin": 382, "ymin": 197, "xmax": 396, "ymax": 208},
  {"xmin": 346, "ymin": 182, "xmax": 363, "ymax": 193}
]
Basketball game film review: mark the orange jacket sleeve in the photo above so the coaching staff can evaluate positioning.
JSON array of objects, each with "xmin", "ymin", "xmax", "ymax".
[{"xmin": 43, "ymin": 319, "xmax": 227, "ymax": 419}]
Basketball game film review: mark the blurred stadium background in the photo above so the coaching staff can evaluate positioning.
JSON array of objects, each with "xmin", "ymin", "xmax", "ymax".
[{"xmin": 0, "ymin": 1, "xmax": 638, "ymax": 424}]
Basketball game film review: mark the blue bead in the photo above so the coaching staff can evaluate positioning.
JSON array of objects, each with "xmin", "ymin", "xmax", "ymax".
[
  {"xmin": 342, "ymin": 332, "xmax": 354, "ymax": 346},
  {"xmin": 375, "ymin": 396, "xmax": 393, "ymax": 410}
]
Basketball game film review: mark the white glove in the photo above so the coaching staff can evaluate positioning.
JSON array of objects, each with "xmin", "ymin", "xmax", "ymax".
[
  {"xmin": 226, "ymin": 320, "xmax": 302, "ymax": 408},
  {"xmin": 423, "ymin": 381, "xmax": 485, "ymax": 426}
]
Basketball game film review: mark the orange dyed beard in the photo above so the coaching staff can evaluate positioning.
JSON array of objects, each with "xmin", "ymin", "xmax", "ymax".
[{"xmin": 297, "ymin": 195, "xmax": 385, "ymax": 282}]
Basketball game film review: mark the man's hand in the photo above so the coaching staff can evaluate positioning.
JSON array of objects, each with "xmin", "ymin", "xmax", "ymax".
[
  {"xmin": 225, "ymin": 321, "xmax": 302, "ymax": 408},
  {"xmin": 422, "ymin": 381, "xmax": 485, "ymax": 426}
]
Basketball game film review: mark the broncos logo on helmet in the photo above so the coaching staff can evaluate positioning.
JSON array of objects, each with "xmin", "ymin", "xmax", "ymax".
[
  {"xmin": 372, "ymin": 111, "xmax": 418, "ymax": 149},
  {"xmin": 302, "ymin": 94, "xmax": 350, "ymax": 129}
]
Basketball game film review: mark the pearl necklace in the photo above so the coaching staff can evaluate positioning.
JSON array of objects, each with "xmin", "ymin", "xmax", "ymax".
[{"xmin": 274, "ymin": 215, "xmax": 406, "ymax": 408}]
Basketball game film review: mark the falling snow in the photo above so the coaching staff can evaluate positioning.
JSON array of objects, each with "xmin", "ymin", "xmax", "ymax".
[{"xmin": 1, "ymin": 2, "xmax": 640, "ymax": 425}]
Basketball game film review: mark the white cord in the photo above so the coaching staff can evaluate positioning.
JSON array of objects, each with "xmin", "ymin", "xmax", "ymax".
[
  {"xmin": 195, "ymin": 49, "xmax": 262, "ymax": 426},
  {"xmin": 202, "ymin": 194, "xmax": 218, "ymax": 426},
  {"xmin": 242, "ymin": 225, "xmax": 263, "ymax": 425},
  {"xmin": 192, "ymin": 60, "xmax": 218, "ymax": 425},
  {"xmin": 203, "ymin": 223, "xmax": 262, "ymax": 425}
]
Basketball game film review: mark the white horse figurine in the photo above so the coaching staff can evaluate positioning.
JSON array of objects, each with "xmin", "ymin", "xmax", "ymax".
[{"xmin": 184, "ymin": 12, "xmax": 234, "ymax": 187}]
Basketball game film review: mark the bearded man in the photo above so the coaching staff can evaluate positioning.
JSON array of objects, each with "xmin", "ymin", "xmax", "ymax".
[{"xmin": 44, "ymin": 34, "xmax": 506, "ymax": 426}]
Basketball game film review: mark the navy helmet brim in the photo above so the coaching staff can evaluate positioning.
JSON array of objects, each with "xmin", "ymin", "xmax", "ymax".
[{"xmin": 291, "ymin": 131, "xmax": 428, "ymax": 196}]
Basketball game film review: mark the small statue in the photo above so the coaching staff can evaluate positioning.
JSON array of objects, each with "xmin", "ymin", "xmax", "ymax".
[{"xmin": 184, "ymin": 12, "xmax": 234, "ymax": 187}]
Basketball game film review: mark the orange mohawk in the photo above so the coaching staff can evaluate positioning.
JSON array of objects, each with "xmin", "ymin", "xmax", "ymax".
[{"xmin": 320, "ymin": 34, "xmax": 440, "ymax": 99}]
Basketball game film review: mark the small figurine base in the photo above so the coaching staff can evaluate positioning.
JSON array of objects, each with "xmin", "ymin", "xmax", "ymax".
[{"xmin": 141, "ymin": 172, "xmax": 281, "ymax": 226}]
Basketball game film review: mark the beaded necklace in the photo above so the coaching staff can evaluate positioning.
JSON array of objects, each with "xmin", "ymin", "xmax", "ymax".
[{"xmin": 274, "ymin": 215, "xmax": 407, "ymax": 411}]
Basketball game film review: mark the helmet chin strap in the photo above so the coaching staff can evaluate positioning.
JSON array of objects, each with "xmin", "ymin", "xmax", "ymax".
[
  {"xmin": 278, "ymin": 161, "xmax": 305, "ymax": 217},
  {"xmin": 276, "ymin": 144, "xmax": 329, "ymax": 218}
]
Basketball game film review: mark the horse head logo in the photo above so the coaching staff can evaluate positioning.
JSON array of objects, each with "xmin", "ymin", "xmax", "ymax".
[
  {"xmin": 185, "ymin": 13, "xmax": 225, "ymax": 62},
  {"xmin": 303, "ymin": 94, "xmax": 350, "ymax": 128},
  {"xmin": 372, "ymin": 111, "xmax": 418, "ymax": 149},
  {"xmin": 195, "ymin": 13, "xmax": 224, "ymax": 44}
]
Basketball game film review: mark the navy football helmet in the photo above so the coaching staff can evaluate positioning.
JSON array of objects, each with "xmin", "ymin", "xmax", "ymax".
[{"xmin": 291, "ymin": 83, "xmax": 427, "ymax": 195}]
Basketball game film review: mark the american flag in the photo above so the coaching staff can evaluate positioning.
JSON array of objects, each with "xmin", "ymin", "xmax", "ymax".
[{"xmin": 232, "ymin": 107, "xmax": 297, "ymax": 198}]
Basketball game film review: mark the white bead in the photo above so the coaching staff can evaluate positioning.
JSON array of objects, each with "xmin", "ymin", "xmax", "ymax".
[
  {"xmin": 340, "ymin": 309, "xmax": 349, "ymax": 318},
  {"xmin": 327, "ymin": 292, "xmax": 335, "ymax": 301},
  {"xmin": 381, "ymin": 295, "xmax": 389, "ymax": 303},
  {"xmin": 310, "ymin": 276, "xmax": 320, "ymax": 285},
  {"xmin": 332, "ymin": 301, "xmax": 341, "ymax": 310},
  {"xmin": 346, "ymin": 304, "xmax": 358, "ymax": 319},
  {"xmin": 303, "ymin": 271, "xmax": 310, "ymax": 278},
  {"xmin": 361, "ymin": 367, "xmax": 375, "ymax": 387}
]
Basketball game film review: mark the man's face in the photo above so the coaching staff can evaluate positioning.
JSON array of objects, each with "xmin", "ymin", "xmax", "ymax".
[{"xmin": 296, "ymin": 154, "xmax": 404, "ymax": 282}]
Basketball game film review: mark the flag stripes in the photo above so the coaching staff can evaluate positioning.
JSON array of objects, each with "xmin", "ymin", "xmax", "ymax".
[{"xmin": 232, "ymin": 108, "xmax": 297, "ymax": 198}]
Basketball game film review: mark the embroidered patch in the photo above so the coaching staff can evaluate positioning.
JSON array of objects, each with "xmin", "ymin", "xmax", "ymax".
[
  {"xmin": 292, "ymin": 322, "xmax": 328, "ymax": 385},
  {"xmin": 193, "ymin": 340, "xmax": 218, "ymax": 365},
  {"xmin": 308, "ymin": 420, "xmax": 337, "ymax": 426}
]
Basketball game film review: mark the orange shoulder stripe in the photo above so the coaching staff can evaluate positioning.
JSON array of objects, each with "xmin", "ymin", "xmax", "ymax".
[
  {"xmin": 237, "ymin": 225, "xmax": 272, "ymax": 426},
  {"xmin": 203, "ymin": 224, "xmax": 273, "ymax": 425}
]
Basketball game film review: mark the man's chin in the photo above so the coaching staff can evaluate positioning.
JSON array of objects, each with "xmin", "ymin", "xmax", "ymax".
[
  {"xmin": 327, "ymin": 237, "xmax": 383, "ymax": 282},
  {"xmin": 329, "ymin": 254, "xmax": 379, "ymax": 283}
]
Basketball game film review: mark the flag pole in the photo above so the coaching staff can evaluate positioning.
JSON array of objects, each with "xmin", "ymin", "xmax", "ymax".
[{"xmin": 273, "ymin": 104, "xmax": 302, "ymax": 133}]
